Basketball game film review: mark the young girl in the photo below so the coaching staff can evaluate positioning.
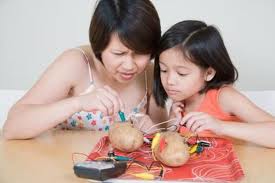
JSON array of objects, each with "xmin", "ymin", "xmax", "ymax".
[
  {"xmin": 153, "ymin": 20, "xmax": 275, "ymax": 148},
  {"xmin": 3, "ymin": 0, "xmax": 168, "ymax": 139}
]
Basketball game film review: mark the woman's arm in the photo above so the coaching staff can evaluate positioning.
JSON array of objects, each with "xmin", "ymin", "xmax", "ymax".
[
  {"xmin": 2, "ymin": 50, "xmax": 86, "ymax": 139},
  {"xmin": 219, "ymin": 87, "xmax": 275, "ymax": 148},
  {"xmin": 3, "ymin": 97, "xmax": 81, "ymax": 139}
]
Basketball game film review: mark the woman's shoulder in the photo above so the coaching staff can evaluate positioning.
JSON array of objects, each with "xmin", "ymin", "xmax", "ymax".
[
  {"xmin": 57, "ymin": 46, "xmax": 91, "ymax": 66},
  {"xmin": 45, "ymin": 46, "xmax": 94, "ymax": 87},
  {"xmin": 15, "ymin": 47, "xmax": 93, "ymax": 105},
  {"xmin": 58, "ymin": 46, "xmax": 93, "ymax": 72}
]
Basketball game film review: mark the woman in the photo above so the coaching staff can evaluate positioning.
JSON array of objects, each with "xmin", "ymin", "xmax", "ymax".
[{"xmin": 3, "ymin": 0, "xmax": 168, "ymax": 139}]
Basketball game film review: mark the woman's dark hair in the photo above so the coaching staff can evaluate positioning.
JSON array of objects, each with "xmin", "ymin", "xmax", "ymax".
[
  {"xmin": 153, "ymin": 20, "xmax": 238, "ymax": 107},
  {"xmin": 89, "ymin": 0, "xmax": 161, "ymax": 62}
]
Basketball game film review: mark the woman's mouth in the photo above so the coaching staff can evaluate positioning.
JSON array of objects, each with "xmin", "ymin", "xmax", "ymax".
[{"xmin": 120, "ymin": 72, "xmax": 136, "ymax": 80}]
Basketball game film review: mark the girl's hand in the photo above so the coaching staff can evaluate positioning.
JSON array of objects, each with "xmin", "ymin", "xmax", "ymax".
[
  {"xmin": 169, "ymin": 101, "xmax": 184, "ymax": 119},
  {"xmin": 78, "ymin": 85, "xmax": 124, "ymax": 116},
  {"xmin": 180, "ymin": 112, "xmax": 223, "ymax": 135}
]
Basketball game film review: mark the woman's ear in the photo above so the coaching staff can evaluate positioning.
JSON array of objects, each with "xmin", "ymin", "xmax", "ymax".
[{"xmin": 204, "ymin": 67, "xmax": 216, "ymax": 82}]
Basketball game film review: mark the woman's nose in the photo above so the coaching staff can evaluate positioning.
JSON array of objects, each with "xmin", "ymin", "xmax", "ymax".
[{"xmin": 122, "ymin": 55, "xmax": 135, "ymax": 70}]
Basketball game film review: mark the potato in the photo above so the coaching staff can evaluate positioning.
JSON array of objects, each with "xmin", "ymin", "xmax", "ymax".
[
  {"xmin": 153, "ymin": 132, "xmax": 190, "ymax": 167},
  {"xmin": 109, "ymin": 121, "xmax": 144, "ymax": 152}
]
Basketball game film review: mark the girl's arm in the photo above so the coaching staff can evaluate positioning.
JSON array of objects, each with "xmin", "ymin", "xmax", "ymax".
[{"xmin": 219, "ymin": 87, "xmax": 275, "ymax": 148}]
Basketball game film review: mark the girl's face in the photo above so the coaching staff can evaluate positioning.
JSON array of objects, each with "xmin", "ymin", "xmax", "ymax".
[
  {"xmin": 159, "ymin": 47, "xmax": 209, "ymax": 102},
  {"xmin": 101, "ymin": 34, "xmax": 151, "ymax": 83}
]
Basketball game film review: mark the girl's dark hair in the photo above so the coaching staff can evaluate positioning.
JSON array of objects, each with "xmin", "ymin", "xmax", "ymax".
[
  {"xmin": 153, "ymin": 20, "xmax": 238, "ymax": 107},
  {"xmin": 89, "ymin": 0, "xmax": 161, "ymax": 62}
]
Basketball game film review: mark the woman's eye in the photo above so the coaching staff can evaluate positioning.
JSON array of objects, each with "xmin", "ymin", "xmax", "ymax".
[{"xmin": 113, "ymin": 52, "xmax": 125, "ymax": 56}]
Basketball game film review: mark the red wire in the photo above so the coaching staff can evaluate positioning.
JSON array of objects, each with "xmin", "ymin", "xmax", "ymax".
[{"xmin": 71, "ymin": 152, "xmax": 88, "ymax": 164}]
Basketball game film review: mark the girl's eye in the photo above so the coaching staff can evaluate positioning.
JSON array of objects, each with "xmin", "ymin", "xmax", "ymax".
[
  {"xmin": 160, "ymin": 69, "xmax": 167, "ymax": 73},
  {"xmin": 178, "ymin": 73, "xmax": 187, "ymax": 76}
]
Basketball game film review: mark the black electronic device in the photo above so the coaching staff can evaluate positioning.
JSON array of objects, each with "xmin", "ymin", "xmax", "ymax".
[{"xmin": 73, "ymin": 160, "xmax": 127, "ymax": 181}]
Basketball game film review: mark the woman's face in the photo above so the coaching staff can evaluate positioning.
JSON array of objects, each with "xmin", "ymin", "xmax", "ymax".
[{"xmin": 101, "ymin": 34, "xmax": 151, "ymax": 83}]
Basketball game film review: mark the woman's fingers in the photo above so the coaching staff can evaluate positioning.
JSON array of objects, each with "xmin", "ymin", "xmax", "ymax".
[
  {"xmin": 94, "ymin": 95, "xmax": 108, "ymax": 115},
  {"xmin": 95, "ymin": 93, "xmax": 113, "ymax": 115},
  {"xmin": 100, "ymin": 87, "xmax": 120, "ymax": 115},
  {"xmin": 104, "ymin": 85, "xmax": 125, "ymax": 112},
  {"xmin": 94, "ymin": 86, "xmax": 126, "ymax": 116}
]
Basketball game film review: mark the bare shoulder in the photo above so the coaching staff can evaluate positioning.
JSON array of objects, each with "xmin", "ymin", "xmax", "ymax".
[
  {"xmin": 37, "ymin": 48, "xmax": 91, "ymax": 88},
  {"xmin": 218, "ymin": 86, "xmax": 248, "ymax": 113},
  {"xmin": 16, "ymin": 47, "xmax": 90, "ymax": 105},
  {"xmin": 219, "ymin": 86, "xmax": 244, "ymax": 101},
  {"xmin": 56, "ymin": 48, "xmax": 89, "ymax": 73},
  {"xmin": 218, "ymin": 86, "xmax": 274, "ymax": 121}
]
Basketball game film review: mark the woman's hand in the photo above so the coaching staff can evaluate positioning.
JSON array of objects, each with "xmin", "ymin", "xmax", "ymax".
[
  {"xmin": 180, "ymin": 112, "xmax": 223, "ymax": 135},
  {"xmin": 77, "ymin": 85, "xmax": 124, "ymax": 116}
]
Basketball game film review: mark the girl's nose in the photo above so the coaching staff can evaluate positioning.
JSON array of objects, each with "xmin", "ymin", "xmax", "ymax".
[{"xmin": 167, "ymin": 73, "xmax": 176, "ymax": 85}]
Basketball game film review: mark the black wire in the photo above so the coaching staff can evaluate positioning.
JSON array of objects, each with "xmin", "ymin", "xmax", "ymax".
[
  {"xmin": 126, "ymin": 160, "xmax": 150, "ymax": 171},
  {"xmin": 148, "ymin": 161, "xmax": 164, "ymax": 178}
]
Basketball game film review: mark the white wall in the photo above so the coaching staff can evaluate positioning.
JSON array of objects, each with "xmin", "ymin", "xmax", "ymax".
[{"xmin": 1, "ymin": 0, "xmax": 275, "ymax": 90}]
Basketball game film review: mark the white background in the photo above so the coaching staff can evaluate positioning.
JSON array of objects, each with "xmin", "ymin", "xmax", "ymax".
[{"xmin": 1, "ymin": 0, "xmax": 275, "ymax": 90}]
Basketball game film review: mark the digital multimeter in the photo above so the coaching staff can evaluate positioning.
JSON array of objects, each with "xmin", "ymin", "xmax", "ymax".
[{"xmin": 73, "ymin": 160, "xmax": 127, "ymax": 181}]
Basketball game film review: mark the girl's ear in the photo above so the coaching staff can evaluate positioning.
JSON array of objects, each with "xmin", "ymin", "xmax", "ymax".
[{"xmin": 204, "ymin": 67, "xmax": 216, "ymax": 82}]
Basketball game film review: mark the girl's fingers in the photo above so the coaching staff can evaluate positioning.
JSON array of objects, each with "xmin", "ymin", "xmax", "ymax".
[
  {"xmin": 180, "ymin": 112, "xmax": 201, "ymax": 125},
  {"xmin": 190, "ymin": 119, "xmax": 205, "ymax": 132},
  {"xmin": 172, "ymin": 102, "xmax": 184, "ymax": 109},
  {"xmin": 195, "ymin": 125, "xmax": 208, "ymax": 133},
  {"xmin": 175, "ymin": 107, "xmax": 183, "ymax": 118},
  {"xmin": 181, "ymin": 112, "xmax": 206, "ymax": 130},
  {"xmin": 185, "ymin": 116, "xmax": 197, "ymax": 129}
]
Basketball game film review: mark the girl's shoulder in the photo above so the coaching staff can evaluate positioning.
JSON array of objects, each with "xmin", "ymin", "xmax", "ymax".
[
  {"xmin": 217, "ymin": 86, "xmax": 275, "ymax": 122},
  {"xmin": 218, "ymin": 85, "xmax": 248, "ymax": 114}
]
